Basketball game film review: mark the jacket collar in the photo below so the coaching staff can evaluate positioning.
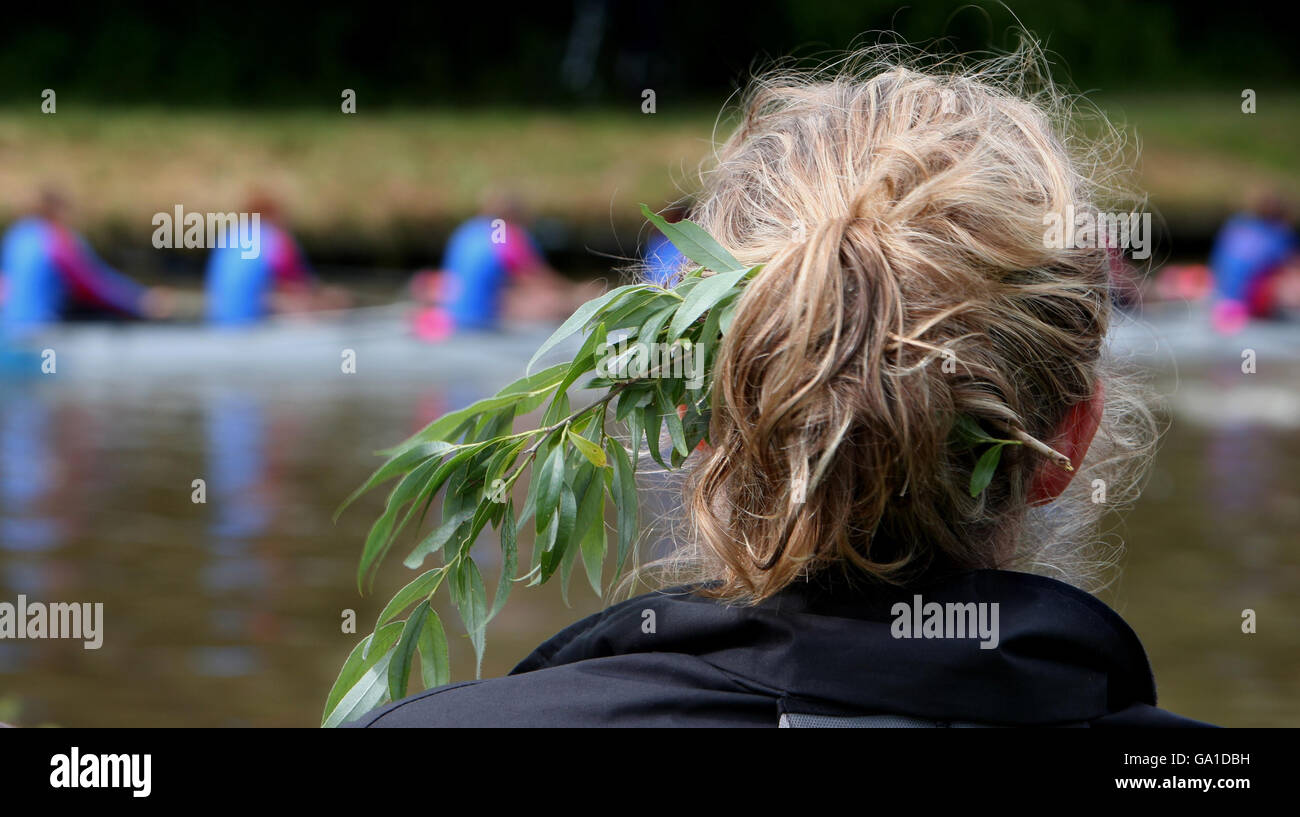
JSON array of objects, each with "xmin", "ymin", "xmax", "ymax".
[{"xmin": 517, "ymin": 569, "xmax": 1159, "ymax": 725}]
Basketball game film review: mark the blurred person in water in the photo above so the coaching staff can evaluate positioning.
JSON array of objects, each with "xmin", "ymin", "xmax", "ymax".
[
  {"xmin": 643, "ymin": 204, "xmax": 689, "ymax": 287},
  {"xmin": 205, "ymin": 193, "xmax": 349, "ymax": 327},
  {"xmin": 411, "ymin": 191, "xmax": 601, "ymax": 340},
  {"xmin": 1209, "ymin": 189, "xmax": 1298, "ymax": 333},
  {"xmin": 0, "ymin": 189, "xmax": 174, "ymax": 337}
]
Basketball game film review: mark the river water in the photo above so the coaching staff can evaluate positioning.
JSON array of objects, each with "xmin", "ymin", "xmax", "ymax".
[{"xmin": 0, "ymin": 307, "xmax": 1296, "ymax": 726}]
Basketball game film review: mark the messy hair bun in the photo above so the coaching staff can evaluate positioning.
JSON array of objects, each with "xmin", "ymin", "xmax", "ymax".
[{"xmin": 656, "ymin": 40, "xmax": 1156, "ymax": 601}]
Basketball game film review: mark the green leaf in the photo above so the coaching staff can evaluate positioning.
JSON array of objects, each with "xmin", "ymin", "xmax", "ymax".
[
  {"xmin": 658, "ymin": 386, "xmax": 689, "ymax": 457},
  {"xmin": 376, "ymin": 567, "xmax": 445, "ymax": 628},
  {"xmin": 970, "ymin": 443, "xmax": 1006, "ymax": 498},
  {"xmin": 568, "ymin": 428, "xmax": 607, "ymax": 468},
  {"xmin": 382, "ymin": 455, "xmax": 450, "ymax": 554},
  {"xmin": 517, "ymin": 449, "xmax": 540, "ymax": 534},
  {"xmin": 541, "ymin": 480, "xmax": 578, "ymax": 581},
  {"xmin": 626, "ymin": 404, "xmax": 644, "ymax": 464},
  {"xmin": 527, "ymin": 284, "xmax": 645, "ymax": 373},
  {"xmin": 577, "ymin": 477, "xmax": 606, "ymax": 596},
  {"xmin": 602, "ymin": 293, "xmax": 673, "ymax": 332},
  {"xmin": 615, "ymin": 383, "xmax": 652, "ymax": 421},
  {"xmin": 555, "ymin": 465, "xmax": 595, "ymax": 603},
  {"xmin": 334, "ymin": 441, "xmax": 453, "ymax": 522},
  {"xmin": 697, "ymin": 294, "xmax": 727, "ymax": 366},
  {"xmin": 532, "ymin": 504, "xmax": 560, "ymax": 579},
  {"xmin": 642, "ymin": 399, "xmax": 667, "ymax": 468},
  {"xmin": 503, "ymin": 363, "xmax": 572, "ymax": 416},
  {"xmin": 468, "ymin": 406, "xmax": 513, "ymax": 444},
  {"xmin": 601, "ymin": 341, "xmax": 638, "ymax": 382},
  {"xmin": 403, "ymin": 508, "xmax": 475, "ymax": 569},
  {"xmin": 607, "ymin": 437, "xmax": 639, "ymax": 575},
  {"xmin": 559, "ymin": 522, "xmax": 581, "ymax": 606},
  {"xmin": 375, "ymin": 365, "xmax": 570, "ymax": 459},
  {"xmin": 535, "ymin": 442, "xmax": 566, "ymax": 532},
  {"xmin": 358, "ymin": 453, "xmax": 446, "ymax": 590},
  {"xmin": 418, "ymin": 609, "xmax": 450, "ymax": 689},
  {"xmin": 669, "ymin": 265, "xmax": 755, "ymax": 340},
  {"xmin": 321, "ymin": 620, "xmax": 404, "ymax": 727},
  {"xmin": 556, "ymin": 480, "xmax": 578, "ymax": 554},
  {"xmin": 461, "ymin": 499, "xmax": 500, "ymax": 563},
  {"xmin": 489, "ymin": 503, "xmax": 518, "ymax": 622},
  {"xmin": 420, "ymin": 441, "xmax": 493, "ymax": 501},
  {"xmin": 641, "ymin": 203, "xmax": 743, "ymax": 275},
  {"xmin": 357, "ymin": 506, "xmax": 400, "ymax": 592},
  {"xmin": 498, "ymin": 362, "xmax": 572, "ymax": 398},
  {"xmin": 387, "ymin": 600, "xmax": 431, "ymax": 701},
  {"xmin": 541, "ymin": 388, "xmax": 571, "ymax": 428},
  {"xmin": 441, "ymin": 464, "xmax": 474, "ymax": 518},
  {"xmin": 682, "ymin": 400, "xmax": 711, "ymax": 451},
  {"xmin": 637, "ymin": 303, "xmax": 676, "ymax": 345},
  {"xmin": 719, "ymin": 298, "xmax": 741, "ymax": 336},
  {"xmin": 388, "ymin": 395, "xmax": 523, "ymax": 453},
  {"xmin": 555, "ymin": 321, "xmax": 608, "ymax": 397},
  {"xmin": 483, "ymin": 439, "xmax": 527, "ymax": 497},
  {"xmin": 456, "ymin": 558, "xmax": 489, "ymax": 677},
  {"xmin": 954, "ymin": 414, "xmax": 1001, "ymax": 446},
  {"xmin": 355, "ymin": 441, "xmax": 493, "ymax": 587}
]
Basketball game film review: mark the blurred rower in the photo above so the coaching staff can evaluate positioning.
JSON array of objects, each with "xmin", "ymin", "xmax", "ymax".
[
  {"xmin": 0, "ymin": 189, "xmax": 172, "ymax": 337},
  {"xmin": 412, "ymin": 192, "xmax": 600, "ymax": 339},
  {"xmin": 1210, "ymin": 189, "xmax": 1297, "ymax": 333},
  {"xmin": 205, "ymin": 194, "xmax": 348, "ymax": 326}
]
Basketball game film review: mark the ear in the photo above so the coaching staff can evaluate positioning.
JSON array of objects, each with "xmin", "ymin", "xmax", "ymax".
[{"xmin": 1028, "ymin": 380, "xmax": 1105, "ymax": 505}]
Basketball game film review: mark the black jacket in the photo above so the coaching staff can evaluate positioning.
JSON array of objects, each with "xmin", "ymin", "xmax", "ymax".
[{"xmin": 349, "ymin": 569, "xmax": 1212, "ymax": 727}]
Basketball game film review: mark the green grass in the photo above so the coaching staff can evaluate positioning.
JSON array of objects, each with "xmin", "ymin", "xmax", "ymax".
[
  {"xmin": 0, "ymin": 107, "xmax": 719, "ymax": 246},
  {"xmin": 1091, "ymin": 92, "xmax": 1300, "ymax": 220},
  {"xmin": 1, "ymin": 95, "xmax": 1296, "ymax": 247}
]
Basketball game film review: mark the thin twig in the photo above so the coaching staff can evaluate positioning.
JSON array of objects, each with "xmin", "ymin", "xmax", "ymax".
[{"xmin": 990, "ymin": 419, "xmax": 1073, "ymax": 472}]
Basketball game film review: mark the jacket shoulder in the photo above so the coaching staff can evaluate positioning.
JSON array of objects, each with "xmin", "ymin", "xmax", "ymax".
[{"xmin": 347, "ymin": 651, "xmax": 774, "ymax": 727}]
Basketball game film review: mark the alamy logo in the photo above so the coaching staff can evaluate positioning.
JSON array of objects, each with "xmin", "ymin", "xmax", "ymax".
[
  {"xmin": 891, "ymin": 594, "xmax": 1000, "ymax": 649},
  {"xmin": 152, "ymin": 205, "xmax": 261, "ymax": 259},
  {"xmin": 1043, "ymin": 205, "xmax": 1152, "ymax": 260},
  {"xmin": 0, "ymin": 595, "xmax": 103, "ymax": 649},
  {"xmin": 595, "ymin": 339, "xmax": 703, "ymax": 389},
  {"xmin": 50, "ymin": 747, "xmax": 151, "ymax": 798}
]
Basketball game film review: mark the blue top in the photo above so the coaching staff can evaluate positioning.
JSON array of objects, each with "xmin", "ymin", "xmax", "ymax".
[
  {"xmin": 441, "ymin": 217, "xmax": 543, "ymax": 330},
  {"xmin": 644, "ymin": 233, "xmax": 686, "ymax": 287},
  {"xmin": 1210, "ymin": 213, "xmax": 1295, "ymax": 302},
  {"xmin": 1, "ymin": 217, "xmax": 145, "ymax": 336},
  {"xmin": 205, "ymin": 222, "xmax": 311, "ymax": 326},
  {"xmin": 1, "ymin": 219, "xmax": 62, "ymax": 332}
]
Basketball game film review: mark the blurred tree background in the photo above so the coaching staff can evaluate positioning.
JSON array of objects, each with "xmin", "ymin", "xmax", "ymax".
[{"xmin": 2, "ymin": 1, "xmax": 1293, "ymax": 105}]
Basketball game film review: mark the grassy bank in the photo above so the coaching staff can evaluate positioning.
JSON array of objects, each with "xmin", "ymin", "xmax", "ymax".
[{"xmin": 1, "ymin": 94, "xmax": 1296, "ymax": 264}]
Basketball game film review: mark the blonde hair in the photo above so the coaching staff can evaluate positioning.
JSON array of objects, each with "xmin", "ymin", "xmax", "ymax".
[{"xmin": 642, "ymin": 41, "xmax": 1156, "ymax": 601}]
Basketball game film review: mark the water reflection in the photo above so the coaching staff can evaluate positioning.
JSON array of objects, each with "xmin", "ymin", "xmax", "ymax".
[
  {"xmin": 0, "ymin": 392, "xmax": 61, "ymax": 555},
  {"xmin": 198, "ymin": 388, "xmax": 274, "ymax": 677}
]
